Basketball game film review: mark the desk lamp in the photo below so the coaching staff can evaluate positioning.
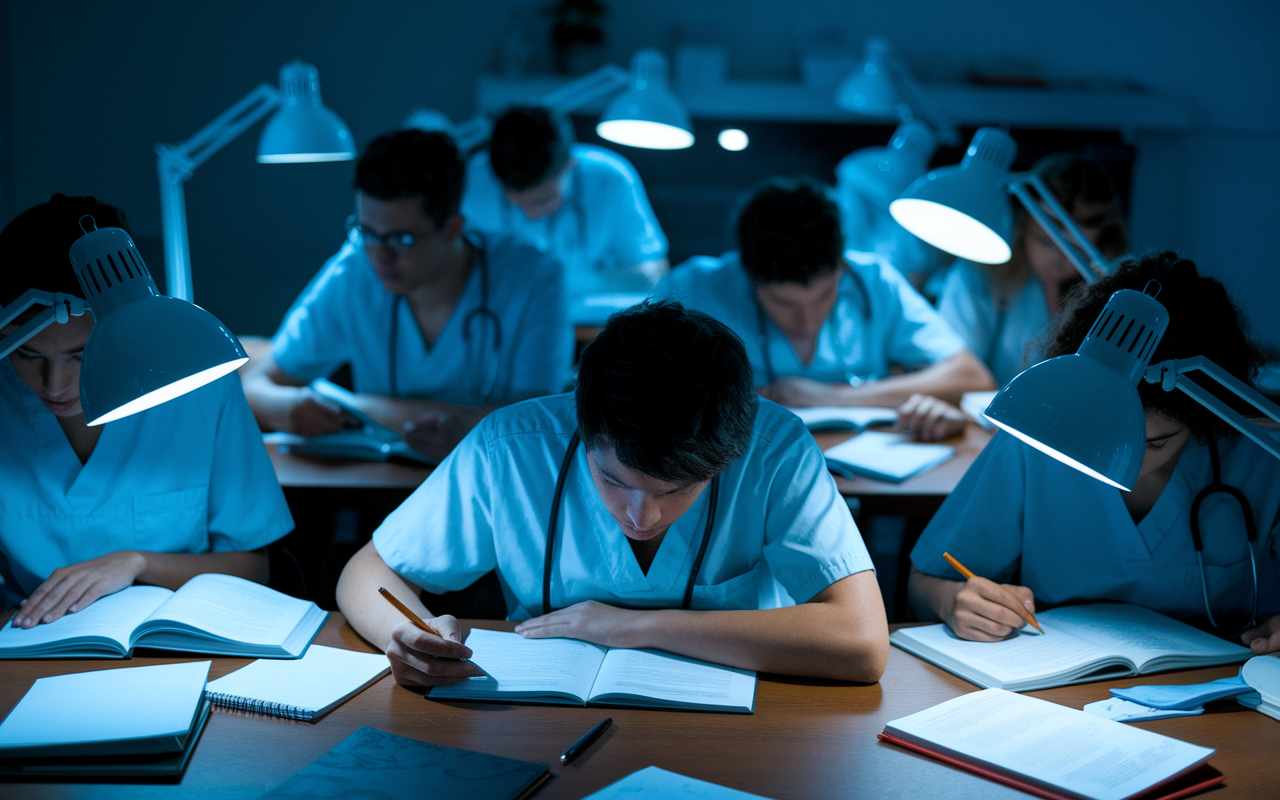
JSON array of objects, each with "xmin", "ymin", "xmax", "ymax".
[
  {"xmin": 984, "ymin": 285, "xmax": 1280, "ymax": 491},
  {"xmin": 889, "ymin": 127, "xmax": 1110, "ymax": 281},
  {"xmin": 156, "ymin": 60, "xmax": 355, "ymax": 302},
  {"xmin": 0, "ymin": 219, "xmax": 247, "ymax": 426},
  {"xmin": 837, "ymin": 120, "xmax": 938, "ymax": 212}
]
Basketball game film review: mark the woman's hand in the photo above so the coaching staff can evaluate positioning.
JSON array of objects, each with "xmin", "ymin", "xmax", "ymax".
[
  {"xmin": 1242, "ymin": 615, "xmax": 1280, "ymax": 655},
  {"xmin": 945, "ymin": 576, "xmax": 1037, "ymax": 642},
  {"xmin": 384, "ymin": 616, "xmax": 486, "ymax": 687},
  {"xmin": 515, "ymin": 600, "xmax": 638, "ymax": 649},
  {"xmin": 12, "ymin": 551, "xmax": 147, "ymax": 628},
  {"xmin": 895, "ymin": 393, "xmax": 968, "ymax": 442}
]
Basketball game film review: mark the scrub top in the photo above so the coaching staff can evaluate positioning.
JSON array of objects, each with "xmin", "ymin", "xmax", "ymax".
[
  {"xmin": 0, "ymin": 364, "xmax": 293, "ymax": 606},
  {"xmin": 911, "ymin": 431, "xmax": 1280, "ymax": 629},
  {"xmin": 656, "ymin": 253, "xmax": 966, "ymax": 387},
  {"xmin": 937, "ymin": 260, "xmax": 1053, "ymax": 386},
  {"xmin": 373, "ymin": 394, "xmax": 873, "ymax": 619},
  {"xmin": 461, "ymin": 144, "xmax": 668, "ymax": 300},
  {"xmin": 272, "ymin": 232, "xmax": 573, "ymax": 405}
]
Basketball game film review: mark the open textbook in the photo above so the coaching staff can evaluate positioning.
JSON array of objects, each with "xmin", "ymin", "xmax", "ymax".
[
  {"xmin": 784, "ymin": 405, "xmax": 897, "ymax": 433},
  {"xmin": 879, "ymin": 689, "xmax": 1223, "ymax": 800},
  {"xmin": 823, "ymin": 431, "xmax": 954, "ymax": 482},
  {"xmin": 263, "ymin": 378, "xmax": 436, "ymax": 466},
  {"xmin": 0, "ymin": 573, "xmax": 326, "ymax": 659},
  {"xmin": 891, "ymin": 603, "xmax": 1252, "ymax": 691},
  {"xmin": 428, "ymin": 629, "xmax": 757, "ymax": 713}
]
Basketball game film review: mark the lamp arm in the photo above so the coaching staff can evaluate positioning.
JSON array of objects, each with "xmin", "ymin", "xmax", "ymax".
[
  {"xmin": 0, "ymin": 290, "xmax": 88, "ymax": 359},
  {"xmin": 1144, "ymin": 356, "xmax": 1280, "ymax": 462},
  {"xmin": 155, "ymin": 83, "xmax": 281, "ymax": 303},
  {"xmin": 1008, "ymin": 174, "xmax": 1111, "ymax": 284},
  {"xmin": 886, "ymin": 60, "xmax": 958, "ymax": 146},
  {"xmin": 450, "ymin": 64, "xmax": 630, "ymax": 155}
]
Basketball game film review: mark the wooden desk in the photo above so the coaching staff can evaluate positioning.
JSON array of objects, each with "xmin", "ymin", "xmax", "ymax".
[
  {"xmin": 2, "ymin": 616, "xmax": 1275, "ymax": 799},
  {"xmin": 267, "ymin": 444, "xmax": 432, "ymax": 490},
  {"xmin": 814, "ymin": 423, "xmax": 993, "ymax": 517}
]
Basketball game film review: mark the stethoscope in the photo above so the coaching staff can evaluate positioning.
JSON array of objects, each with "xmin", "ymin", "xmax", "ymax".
[
  {"xmin": 542, "ymin": 431, "xmax": 721, "ymax": 615},
  {"xmin": 1189, "ymin": 436, "xmax": 1259, "ymax": 637},
  {"xmin": 387, "ymin": 234, "xmax": 502, "ymax": 401},
  {"xmin": 755, "ymin": 263, "xmax": 871, "ymax": 386},
  {"xmin": 502, "ymin": 167, "xmax": 588, "ymax": 265}
]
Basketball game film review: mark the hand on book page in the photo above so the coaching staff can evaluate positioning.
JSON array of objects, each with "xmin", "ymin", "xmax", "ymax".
[
  {"xmin": 386, "ymin": 614, "xmax": 485, "ymax": 687},
  {"xmin": 13, "ymin": 551, "xmax": 149, "ymax": 628},
  {"xmin": 946, "ymin": 576, "xmax": 1039, "ymax": 642},
  {"xmin": 514, "ymin": 599, "xmax": 635, "ymax": 647},
  {"xmin": 1241, "ymin": 614, "xmax": 1280, "ymax": 655}
]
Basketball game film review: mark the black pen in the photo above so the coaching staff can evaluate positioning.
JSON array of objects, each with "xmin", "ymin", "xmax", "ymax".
[{"xmin": 560, "ymin": 717, "xmax": 611, "ymax": 764}]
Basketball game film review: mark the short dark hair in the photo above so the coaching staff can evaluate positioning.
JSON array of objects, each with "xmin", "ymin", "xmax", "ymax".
[
  {"xmin": 576, "ymin": 300, "xmax": 759, "ymax": 483},
  {"xmin": 0, "ymin": 194, "xmax": 129, "ymax": 307},
  {"xmin": 1046, "ymin": 251, "xmax": 1265, "ymax": 442},
  {"xmin": 354, "ymin": 130, "xmax": 464, "ymax": 228},
  {"xmin": 737, "ymin": 178, "xmax": 844, "ymax": 285},
  {"xmin": 489, "ymin": 106, "xmax": 574, "ymax": 191}
]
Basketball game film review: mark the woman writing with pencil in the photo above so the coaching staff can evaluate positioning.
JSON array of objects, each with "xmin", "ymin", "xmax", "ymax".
[{"xmin": 907, "ymin": 253, "xmax": 1280, "ymax": 654}]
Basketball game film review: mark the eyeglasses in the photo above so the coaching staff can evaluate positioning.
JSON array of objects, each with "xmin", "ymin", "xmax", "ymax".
[{"xmin": 345, "ymin": 216, "xmax": 427, "ymax": 254}]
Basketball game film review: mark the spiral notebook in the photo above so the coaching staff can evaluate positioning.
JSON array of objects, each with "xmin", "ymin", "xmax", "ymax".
[{"xmin": 205, "ymin": 645, "xmax": 390, "ymax": 721}]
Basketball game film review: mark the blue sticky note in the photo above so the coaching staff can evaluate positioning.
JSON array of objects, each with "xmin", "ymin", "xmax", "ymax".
[{"xmin": 1109, "ymin": 675, "xmax": 1252, "ymax": 710}]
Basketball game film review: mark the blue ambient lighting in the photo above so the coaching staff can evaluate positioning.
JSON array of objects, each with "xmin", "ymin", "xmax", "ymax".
[{"xmin": 717, "ymin": 129, "xmax": 748, "ymax": 151}]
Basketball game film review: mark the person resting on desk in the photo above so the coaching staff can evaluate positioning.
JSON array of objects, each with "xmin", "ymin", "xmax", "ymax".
[
  {"xmin": 460, "ymin": 105, "xmax": 669, "ymax": 314},
  {"xmin": 336, "ymin": 300, "xmax": 890, "ymax": 685},
  {"xmin": 242, "ymin": 129, "xmax": 573, "ymax": 463},
  {"xmin": 936, "ymin": 153, "xmax": 1129, "ymax": 387},
  {"xmin": 0, "ymin": 194, "xmax": 293, "ymax": 628},
  {"xmin": 655, "ymin": 178, "xmax": 995, "ymax": 442},
  {"xmin": 909, "ymin": 252, "xmax": 1280, "ymax": 654}
]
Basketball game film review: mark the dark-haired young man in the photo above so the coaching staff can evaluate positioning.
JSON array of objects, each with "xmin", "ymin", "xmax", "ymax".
[
  {"xmin": 336, "ymin": 301, "xmax": 889, "ymax": 685},
  {"xmin": 460, "ymin": 106, "xmax": 669, "ymax": 318},
  {"xmin": 243, "ymin": 130, "xmax": 572, "ymax": 461},
  {"xmin": 658, "ymin": 179, "xmax": 995, "ymax": 441}
]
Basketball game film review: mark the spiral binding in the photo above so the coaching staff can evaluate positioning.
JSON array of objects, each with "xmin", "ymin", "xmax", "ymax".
[{"xmin": 206, "ymin": 690, "xmax": 316, "ymax": 721}]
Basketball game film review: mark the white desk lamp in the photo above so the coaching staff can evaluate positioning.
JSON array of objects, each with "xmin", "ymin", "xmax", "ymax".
[
  {"xmin": 414, "ymin": 49, "xmax": 694, "ymax": 153},
  {"xmin": 985, "ymin": 286, "xmax": 1280, "ymax": 491},
  {"xmin": 889, "ymin": 127, "xmax": 1111, "ymax": 281},
  {"xmin": 156, "ymin": 60, "xmax": 355, "ymax": 302},
  {"xmin": 0, "ymin": 219, "xmax": 247, "ymax": 425}
]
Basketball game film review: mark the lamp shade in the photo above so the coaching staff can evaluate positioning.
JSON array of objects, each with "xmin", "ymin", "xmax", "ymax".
[
  {"xmin": 597, "ymin": 50, "xmax": 694, "ymax": 150},
  {"xmin": 984, "ymin": 288, "xmax": 1169, "ymax": 490},
  {"xmin": 836, "ymin": 119, "xmax": 938, "ymax": 210},
  {"xmin": 835, "ymin": 37, "xmax": 900, "ymax": 117},
  {"xmin": 257, "ymin": 60, "xmax": 356, "ymax": 164},
  {"xmin": 889, "ymin": 127, "xmax": 1016, "ymax": 264},
  {"xmin": 68, "ymin": 225, "xmax": 248, "ymax": 426}
]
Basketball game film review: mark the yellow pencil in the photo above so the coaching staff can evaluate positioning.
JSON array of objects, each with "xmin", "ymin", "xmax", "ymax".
[
  {"xmin": 377, "ymin": 586, "xmax": 443, "ymax": 638},
  {"xmin": 942, "ymin": 552, "xmax": 1044, "ymax": 634}
]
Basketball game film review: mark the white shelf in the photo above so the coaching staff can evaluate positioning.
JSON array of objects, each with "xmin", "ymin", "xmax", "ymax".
[{"xmin": 476, "ymin": 75, "xmax": 1190, "ymax": 133}]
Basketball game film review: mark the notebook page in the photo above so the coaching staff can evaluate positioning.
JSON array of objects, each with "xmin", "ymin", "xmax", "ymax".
[
  {"xmin": 895, "ymin": 622, "xmax": 1115, "ymax": 685},
  {"xmin": 429, "ymin": 629, "xmax": 606, "ymax": 700},
  {"xmin": 885, "ymin": 689, "xmax": 1214, "ymax": 800},
  {"xmin": 205, "ymin": 645, "xmax": 389, "ymax": 714},
  {"xmin": 0, "ymin": 585, "xmax": 171, "ymax": 654},
  {"xmin": 141, "ymin": 574, "xmax": 311, "ymax": 646},
  {"xmin": 1039, "ymin": 604, "xmax": 1250, "ymax": 670},
  {"xmin": 589, "ymin": 648, "xmax": 756, "ymax": 708},
  {"xmin": 0, "ymin": 661, "xmax": 208, "ymax": 752},
  {"xmin": 823, "ymin": 431, "xmax": 953, "ymax": 481},
  {"xmin": 785, "ymin": 406, "xmax": 897, "ymax": 430}
]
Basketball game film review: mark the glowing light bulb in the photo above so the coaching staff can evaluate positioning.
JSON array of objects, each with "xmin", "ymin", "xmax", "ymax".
[{"xmin": 717, "ymin": 129, "xmax": 748, "ymax": 151}]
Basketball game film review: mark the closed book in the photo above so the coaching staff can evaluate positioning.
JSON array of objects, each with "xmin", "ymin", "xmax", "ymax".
[{"xmin": 205, "ymin": 645, "xmax": 390, "ymax": 721}]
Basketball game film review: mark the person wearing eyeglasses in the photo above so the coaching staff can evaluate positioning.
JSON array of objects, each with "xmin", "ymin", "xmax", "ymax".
[
  {"xmin": 909, "ymin": 253, "xmax": 1280, "ymax": 654},
  {"xmin": 243, "ymin": 130, "xmax": 573, "ymax": 462},
  {"xmin": 935, "ymin": 154, "xmax": 1130, "ymax": 387},
  {"xmin": 335, "ymin": 300, "xmax": 889, "ymax": 687},
  {"xmin": 460, "ymin": 105, "xmax": 669, "ymax": 319},
  {"xmin": 0, "ymin": 195, "xmax": 293, "ymax": 627},
  {"xmin": 656, "ymin": 178, "xmax": 995, "ymax": 443}
]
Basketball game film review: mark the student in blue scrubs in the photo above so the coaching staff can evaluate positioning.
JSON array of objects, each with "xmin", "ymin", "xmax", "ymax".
[
  {"xmin": 461, "ymin": 106, "xmax": 669, "ymax": 310},
  {"xmin": 243, "ymin": 130, "xmax": 573, "ymax": 462},
  {"xmin": 0, "ymin": 195, "xmax": 293, "ymax": 627},
  {"xmin": 336, "ymin": 301, "xmax": 889, "ymax": 686},
  {"xmin": 910, "ymin": 253, "xmax": 1280, "ymax": 654},
  {"xmin": 657, "ymin": 179, "xmax": 995, "ymax": 442},
  {"xmin": 936, "ymin": 154, "xmax": 1129, "ymax": 386}
]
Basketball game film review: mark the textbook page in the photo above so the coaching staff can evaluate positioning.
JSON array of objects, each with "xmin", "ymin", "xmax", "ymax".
[
  {"xmin": 136, "ymin": 573, "xmax": 316, "ymax": 647},
  {"xmin": 589, "ymin": 648, "xmax": 756, "ymax": 711},
  {"xmin": 428, "ymin": 629, "xmax": 606, "ymax": 703},
  {"xmin": 785, "ymin": 406, "xmax": 897, "ymax": 431},
  {"xmin": 884, "ymin": 689, "xmax": 1214, "ymax": 800},
  {"xmin": 1039, "ymin": 604, "xmax": 1251, "ymax": 671},
  {"xmin": 0, "ymin": 585, "xmax": 172, "ymax": 657}
]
